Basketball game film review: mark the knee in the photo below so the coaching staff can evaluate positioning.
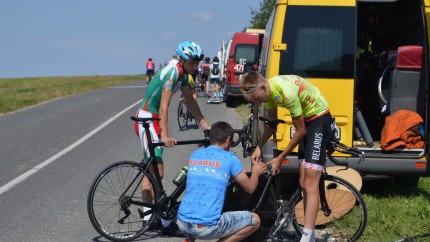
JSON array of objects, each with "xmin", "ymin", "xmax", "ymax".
[
  {"xmin": 252, "ymin": 213, "xmax": 261, "ymax": 228},
  {"xmin": 301, "ymin": 179, "xmax": 318, "ymax": 193},
  {"xmin": 299, "ymin": 177, "xmax": 305, "ymax": 189}
]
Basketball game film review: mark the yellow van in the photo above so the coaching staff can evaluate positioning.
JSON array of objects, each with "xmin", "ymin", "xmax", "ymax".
[{"xmin": 259, "ymin": 0, "xmax": 429, "ymax": 182}]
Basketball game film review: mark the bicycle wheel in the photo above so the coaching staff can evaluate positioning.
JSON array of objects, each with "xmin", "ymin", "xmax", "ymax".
[
  {"xmin": 292, "ymin": 175, "xmax": 367, "ymax": 242},
  {"xmin": 223, "ymin": 173, "xmax": 278, "ymax": 242},
  {"xmin": 87, "ymin": 161, "xmax": 161, "ymax": 242},
  {"xmin": 241, "ymin": 104, "xmax": 257, "ymax": 158},
  {"xmin": 177, "ymin": 100, "xmax": 188, "ymax": 131}
]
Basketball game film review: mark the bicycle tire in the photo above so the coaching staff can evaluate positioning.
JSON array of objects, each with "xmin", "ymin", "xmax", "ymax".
[
  {"xmin": 292, "ymin": 175, "xmax": 367, "ymax": 242},
  {"xmin": 242, "ymin": 104, "xmax": 257, "ymax": 158},
  {"xmin": 177, "ymin": 100, "xmax": 188, "ymax": 131},
  {"xmin": 223, "ymin": 173, "xmax": 278, "ymax": 242},
  {"xmin": 87, "ymin": 161, "xmax": 161, "ymax": 242}
]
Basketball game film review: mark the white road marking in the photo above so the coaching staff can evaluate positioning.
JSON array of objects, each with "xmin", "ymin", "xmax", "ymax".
[{"xmin": 0, "ymin": 99, "xmax": 143, "ymax": 195}]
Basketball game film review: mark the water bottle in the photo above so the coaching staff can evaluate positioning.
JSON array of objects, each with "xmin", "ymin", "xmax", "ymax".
[
  {"xmin": 172, "ymin": 166, "xmax": 188, "ymax": 186},
  {"xmin": 418, "ymin": 123, "xmax": 425, "ymax": 138}
]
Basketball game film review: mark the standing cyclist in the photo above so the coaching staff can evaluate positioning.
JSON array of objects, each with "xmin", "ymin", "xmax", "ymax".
[
  {"xmin": 146, "ymin": 57, "xmax": 155, "ymax": 85},
  {"xmin": 135, "ymin": 41, "xmax": 211, "ymax": 236},
  {"xmin": 201, "ymin": 57, "xmax": 211, "ymax": 98},
  {"xmin": 240, "ymin": 72, "xmax": 335, "ymax": 242},
  {"xmin": 209, "ymin": 56, "xmax": 221, "ymax": 101}
]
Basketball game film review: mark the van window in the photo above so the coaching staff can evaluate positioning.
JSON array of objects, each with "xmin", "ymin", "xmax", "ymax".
[
  {"xmin": 234, "ymin": 44, "xmax": 258, "ymax": 65},
  {"xmin": 260, "ymin": 10, "xmax": 275, "ymax": 77},
  {"xmin": 280, "ymin": 6, "xmax": 355, "ymax": 78}
]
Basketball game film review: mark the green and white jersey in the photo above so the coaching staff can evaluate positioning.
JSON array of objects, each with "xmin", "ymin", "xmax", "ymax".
[
  {"xmin": 265, "ymin": 75, "xmax": 329, "ymax": 120},
  {"xmin": 139, "ymin": 62, "xmax": 190, "ymax": 113}
]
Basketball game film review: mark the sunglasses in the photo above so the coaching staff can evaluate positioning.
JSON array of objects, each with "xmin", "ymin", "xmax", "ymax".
[
  {"xmin": 240, "ymin": 84, "xmax": 258, "ymax": 94},
  {"xmin": 190, "ymin": 54, "xmax": 204, "ymax": 61}
]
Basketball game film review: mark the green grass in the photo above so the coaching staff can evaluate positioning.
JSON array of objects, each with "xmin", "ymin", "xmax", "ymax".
[
  {"xmin": 0, "ymin": 74, "xmax": 145, "ymax": 114},
  {"xmin": 360, "ymin": 178, "xmax": 430, "ymax": 241}
]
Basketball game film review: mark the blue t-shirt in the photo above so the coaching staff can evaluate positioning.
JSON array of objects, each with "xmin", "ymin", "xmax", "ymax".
[{"xmin": 177, "ymin": 145, "xmax": 243, "ymax": 225}]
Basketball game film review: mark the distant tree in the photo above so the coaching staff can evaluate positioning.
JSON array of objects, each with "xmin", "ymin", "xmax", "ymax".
[{"xmin": 249, "ymin": 0, "xmax": 276, "ymax": 29}]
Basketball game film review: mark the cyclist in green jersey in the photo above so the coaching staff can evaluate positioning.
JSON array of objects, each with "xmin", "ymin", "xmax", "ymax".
[
  {"xmin": 240, "ymin": 72, "xmax": 335, "ymax": 242},
  {"xmin": 134, "ymin": 40, "xmax": 210, "ymax": 236}
]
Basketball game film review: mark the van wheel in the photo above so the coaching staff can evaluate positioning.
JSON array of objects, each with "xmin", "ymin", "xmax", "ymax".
[{"xmin": 226, "ymin": 96, "xmax": 234, "ymax": 107}]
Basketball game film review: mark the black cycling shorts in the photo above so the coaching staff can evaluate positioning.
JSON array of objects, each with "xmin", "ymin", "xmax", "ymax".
[{"xmin": 298, "ymin": 112, "xmax": 335, "ymax": 167}]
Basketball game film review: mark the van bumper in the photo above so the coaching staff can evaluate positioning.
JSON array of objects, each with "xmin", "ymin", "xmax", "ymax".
[
  {"xmin": 225, "ymin": 84, "xmax": 243, "ymax": 96},
  {"xmin": 261, "ymin": 141, "xmax": 430, "ymax": 177}
]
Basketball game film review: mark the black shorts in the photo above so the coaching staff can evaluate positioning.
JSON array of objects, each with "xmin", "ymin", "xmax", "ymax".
[
  {"xmin": 298, "ymin": 112, "xmax": 335, "ymax": 167},
  {"xmin": 210, "ymin": 78, "xmax": 220, "ymax": 84},
  {"xmin": 146, "ymin": 69, "xmax": 154, "ymax": 75},
  {"xmin": 201, "ymin": 74, "xmax": 209, "ymax": 82}
]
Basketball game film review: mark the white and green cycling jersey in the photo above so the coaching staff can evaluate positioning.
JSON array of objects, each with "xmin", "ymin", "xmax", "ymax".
[
  {"xmin": 265, "ymin": 75, "xmax": 329, "ymax": 120},
  {"xmin": 139, "ymin": 62, "xmax": 190, "ymax": 113}
]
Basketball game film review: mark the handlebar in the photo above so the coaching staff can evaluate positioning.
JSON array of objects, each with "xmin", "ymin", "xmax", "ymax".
[
  {"xmin": 132, "ymin": 116, "xmax": 247, "ymax": 148},
  {"xmin": 327, "ymin": 140, "xmax": 366, "ymax": 166}
]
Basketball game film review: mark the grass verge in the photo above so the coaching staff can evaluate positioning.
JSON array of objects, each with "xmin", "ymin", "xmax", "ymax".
[{"xmin": 0, "ymin": 75, "xmax": 144, "ymax": 114}]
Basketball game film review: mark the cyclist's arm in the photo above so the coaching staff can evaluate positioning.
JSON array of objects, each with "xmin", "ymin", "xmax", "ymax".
[
  {"xmin": 276, "ymin": 114, "xmax": 305, "ymax": 162},
  {"xmin": 180, "ymin": 85, "xmax": 210, "ymax": 129},
  {"xmin": 257, "ymin": 107, "xmax": 278, "ymax": 148},
  {"xmin": 234, "ymin": 161, "xmax": 266, "ymax": 194},
  {"xmin": 160, "ymin": 88, "xmax": 174, "ymax": 142}
]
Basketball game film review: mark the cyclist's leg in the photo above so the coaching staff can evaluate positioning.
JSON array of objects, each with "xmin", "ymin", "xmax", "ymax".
[
  {"xmin": 205, "ymin": 77, "xmax": 210, "ymax": 97},
  {"xmin": 135, "ymin": 109, "xmax": 164, "ymax": 194},
  {"xmin": 178, "ymin": 211, "xmax": 259, "ymax": 241},
  {"xmin": 220, "ymin": 212, "xmax": 260, "ymax": 242},
  {"xmin": 298, "ymin": 113, "xmax": 333, "ymax": 240}
]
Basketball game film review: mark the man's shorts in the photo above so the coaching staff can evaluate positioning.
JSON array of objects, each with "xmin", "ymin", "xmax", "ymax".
[
  {"xmin": 146, "ymin": 69, "xmax": 154, "ymax": 76},
  {"xmin": 201, "ymin": 74, "xmax": 209, "ymax": 82},
  {"xmin": 210, "ymin": 78, "xmax": 220, "ymax": 85},
  {"xmin": 177, "ymin": 211, "xmax": 254, "ymax": 240},
  {"xmin": 134, "ymin": 109, "xmax": 163, "ymax": 163},
  {"xmin": 298, "ymin": 112, "xmax": 335, "ymax": 171}
]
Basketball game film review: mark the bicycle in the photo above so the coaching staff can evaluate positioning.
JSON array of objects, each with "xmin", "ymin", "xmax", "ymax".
[
  {"xmin": 87, "ymin": 117, "xmax": 209, "ymax": 241},
  {"xmin": 224, "ymin": 116, "xmax": 368, "ymax": 242},
  {"xmin": 177, "ymin": 98, "xmax": 198, "ymax": 131},
  {"xmin": 241, "ymin": 102, "xmax": 259, "ymax": 158},
  {"xmin": 87, "ymin": 116, "xmax": 244, "ymax": 242}
]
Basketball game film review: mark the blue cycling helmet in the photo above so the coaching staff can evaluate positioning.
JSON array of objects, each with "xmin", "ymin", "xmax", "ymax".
[{"xmin": 176, "ymin": 41, "xmax": 204, "ymax": 61}]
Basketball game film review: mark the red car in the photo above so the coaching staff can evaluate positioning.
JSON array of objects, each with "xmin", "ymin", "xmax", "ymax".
[{"xmin": 224, "ymin": 30, "xmax": 263, "ymax": 107}]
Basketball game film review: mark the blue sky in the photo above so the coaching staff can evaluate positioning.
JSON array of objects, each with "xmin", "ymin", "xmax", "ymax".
[{"xmin": 0, "ymin": 0, "xmax": 262, "ymax": 78}]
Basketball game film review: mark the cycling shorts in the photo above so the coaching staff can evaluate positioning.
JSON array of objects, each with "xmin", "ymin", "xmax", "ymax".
[
  {"xmin": 201, "ymin": 74, "xmax": 209, "ymax": 82},
  {"xmin": 210, "ymin": 78, "xmax": 220, "ymax": 85},
  {"xmin": 134, "ymin": 109, "xmax": 163, "ymax": 163},
  {"xmin": 146, "ymin": 69, "xmax": 154, "ymax": 75},
  {"xmin": 298, "ymin": 112, "xmax": 335, "ymax": 171}
]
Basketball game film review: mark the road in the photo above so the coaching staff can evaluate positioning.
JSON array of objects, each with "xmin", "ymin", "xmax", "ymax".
[{"xmin": 0, "ymin": 81, "xmax": 249, "ymax": 242}]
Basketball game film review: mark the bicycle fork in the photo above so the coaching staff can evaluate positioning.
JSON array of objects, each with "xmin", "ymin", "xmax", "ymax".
[{"xmin": 319, "ymin": 173, "xmax": 332, "ymax": 217}]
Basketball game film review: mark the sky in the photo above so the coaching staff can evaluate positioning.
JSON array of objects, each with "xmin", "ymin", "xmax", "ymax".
[{"xmin": 0, "ymin": 0, "xmax": 262, "ymax": 78}]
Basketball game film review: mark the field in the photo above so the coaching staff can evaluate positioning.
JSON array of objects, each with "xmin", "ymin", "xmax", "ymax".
[
  {"xmin": 1, "ymin": 75, "xmax": 430, "ymax": 241},
  {"xmin": 0, "ymin": 75, "xmax": 144, "ymax": 114}
]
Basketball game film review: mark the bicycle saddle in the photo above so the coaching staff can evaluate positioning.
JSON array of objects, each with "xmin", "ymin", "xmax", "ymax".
[
  {"xmin": 258, "ymin": 116, "xmax": 286, "ymax": 129},
  {"xmin": 130, "ymin": 116, "xmax": 161, "ymax": 123}
]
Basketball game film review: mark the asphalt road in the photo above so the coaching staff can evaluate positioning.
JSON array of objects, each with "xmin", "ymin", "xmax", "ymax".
[{"xmin": 0, "ymin": 81, "xmax": 250, "ymax": 242}]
